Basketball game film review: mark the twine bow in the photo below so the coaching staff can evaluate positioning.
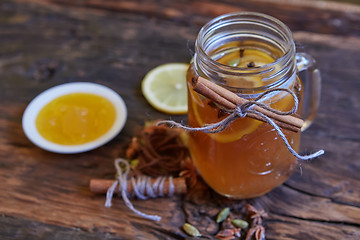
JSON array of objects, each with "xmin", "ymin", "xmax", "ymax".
[
  {"xmin": 105, "ymin": 158, "xmax": 175, "ymax": 221},
  {"xmin": 158, "ymin": 88, "xmax": 324, "ymax": 161}
]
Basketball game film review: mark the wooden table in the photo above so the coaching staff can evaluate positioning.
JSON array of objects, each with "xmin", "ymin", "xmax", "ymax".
[{"xmin": 1, "ymin": 0, "xmax": 359, "ymax": 239}]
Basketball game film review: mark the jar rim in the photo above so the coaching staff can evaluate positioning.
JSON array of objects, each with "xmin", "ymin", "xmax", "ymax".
[{"xmin": 195, "ymin": 12, "xmax": 296, "ymax": 92}]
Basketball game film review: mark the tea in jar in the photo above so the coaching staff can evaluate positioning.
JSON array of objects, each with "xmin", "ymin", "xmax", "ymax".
[{"xmin": 186, "ymin": 12, "xmax": 322, "ymax": 199}]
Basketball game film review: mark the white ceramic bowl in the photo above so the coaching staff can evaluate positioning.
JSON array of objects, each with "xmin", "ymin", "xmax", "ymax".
[{"xmin": 22, "ymin": 82, "xmax": 127, "ymax": 154}]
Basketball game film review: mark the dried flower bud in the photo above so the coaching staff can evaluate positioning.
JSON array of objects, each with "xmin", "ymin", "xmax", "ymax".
[
  {"xmin": 183, "ymin": 223, "xmax": 201, "ymax": 237},
  {"xmin": 255, "ymin": 225, "xmax": 265, "ymax": 240},
  {"xmin": 215, "ymin": 228, "xmax": 235, "ymax": 239},
  {"xmin": 216, "ymin": 228, "xmax": 241, "ymax": 240},
  {"xmin": 247, "ymin": 61, "xmax": 256, "ymax": 68},
  {"xmin": 216, "ymin": 207, "xmax": 230, "ymax": 223},
  {"xmin": 240, "ymin": 48, "xmax": 245, "ymax": 58},
  {"xmin": 221, "ymin": 217, "xmax": 234, "ymax": 230}
]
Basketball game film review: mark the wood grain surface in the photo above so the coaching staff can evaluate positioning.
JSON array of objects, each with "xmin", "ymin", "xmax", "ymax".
[{"xmin": 0, "ymin": 0, "xmax": 359, "ymax": 239}]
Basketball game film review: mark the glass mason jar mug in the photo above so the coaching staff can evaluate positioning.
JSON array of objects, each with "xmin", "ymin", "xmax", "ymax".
[{"xmin": 186, "ymin": 12, "xmax": 321, "ymax": 199}]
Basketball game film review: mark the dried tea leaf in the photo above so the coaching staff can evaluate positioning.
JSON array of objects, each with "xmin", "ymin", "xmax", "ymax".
[
  {"xmin": 129, "ymin": 124, "xmax": 190, "ymax": 177},
  {"xmin": 216, "ymin": 207, "xmax": 230, "ymax": 223},
  {"xmin": 231, "ymin": 219, "xmax": 249, "ymax": 229},
  {"xmin": 183, "ymin": 223, "xmax": 201, "ymax": 237}
]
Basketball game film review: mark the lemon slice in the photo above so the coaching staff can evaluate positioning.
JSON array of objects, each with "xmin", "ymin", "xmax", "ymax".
[
  {"xmin": 142, "ymin": 63, "xmax": 189, "ymax": 114},
  {"xmin": 188, "ymin": 84, "xmax": 262, "ymax": 143},
  {"xmin": 192, "ymin": 103, "xmax": 262, "ymax": 143},
  {"xmin": 220, "ymin": 49, "xmax": 276, "ymax": 88},
  {"xmin": 189, "ymin": 85, "xmax": 296, "ymax": 143}
]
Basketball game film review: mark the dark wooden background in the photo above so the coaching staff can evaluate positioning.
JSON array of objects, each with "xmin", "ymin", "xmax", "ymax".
[{"xmin": 0, "ymin": 0, "xmax": 360, "ymax": 239}]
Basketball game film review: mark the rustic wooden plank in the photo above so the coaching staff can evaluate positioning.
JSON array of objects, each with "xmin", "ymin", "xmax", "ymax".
[
  {"xmin": 265, "ymin": 214, "xmax": 360, "ymax": 240},
  {"xmin": 292, "ymin": 32, "xmax": 360, "ymax": 143},
  {"xmin": 0, "ymin": 215, "xmax": 123, "ymax": 240},
  {"xmin": 285, "ymin": 134, "xmax": 360, "ymax": 206},
  {"xmin": 1, "ymin": 0, "xmax": 360, "ymax": 239},
  {"xmin": 0, "ymin": 2, "xmax": 190, "ymax": 238},
  {"xmin": 38, "ymin": 0, "xmax": 360, "ymax": 37},
  {"xmin": 257, "ymin": 182, "xmax": 360, "ymax": 224}
]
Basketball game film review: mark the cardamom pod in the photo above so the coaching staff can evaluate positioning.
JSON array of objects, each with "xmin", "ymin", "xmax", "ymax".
[
  {"xmin": 182, "ymin": 223, "xmax": 201, "ymax": 237},
  {"xmin": 216, "ymin": 207, "xmax": 230, "ymax": 223},
  {"xmin": 231, "ymin": 219, "xmax": 249, "ymax": 229}
]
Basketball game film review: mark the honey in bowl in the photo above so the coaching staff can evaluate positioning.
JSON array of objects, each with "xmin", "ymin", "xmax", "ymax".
[
  {"xmin": 36, "ymin": 93, "xmax": 116, "ymax": 145},
  {"xmin": 22, "ymin": 82, "xmax": 127, "ymax": 154}
]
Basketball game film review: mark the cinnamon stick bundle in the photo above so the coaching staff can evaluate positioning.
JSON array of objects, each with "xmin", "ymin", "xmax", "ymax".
[
  {"xmin": 192, "ymin": 76, "xmax": 304, "ymax": 132},
  {"xmin": 90, "ymin": 177, "xmax": 187, "ymax": 195}
]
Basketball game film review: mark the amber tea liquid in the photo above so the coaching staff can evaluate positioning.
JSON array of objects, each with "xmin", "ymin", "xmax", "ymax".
[{"xmin": 187, "ymin": 40, "xmax": 303, "ymax": 198}]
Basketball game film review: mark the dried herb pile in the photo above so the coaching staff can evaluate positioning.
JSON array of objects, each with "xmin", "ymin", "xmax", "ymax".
[{"xmin": 124, "ymin": 123, "xmax": 266, "ymax": 239}]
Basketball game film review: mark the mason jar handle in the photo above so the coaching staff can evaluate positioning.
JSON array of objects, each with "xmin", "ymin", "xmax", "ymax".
[{"xmin": 296, "ymin": 52, "xmax": 322, "ymax": 131}]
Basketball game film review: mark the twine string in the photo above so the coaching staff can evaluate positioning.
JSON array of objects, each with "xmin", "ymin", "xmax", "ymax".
[
  {"xmin": 105, "ymin": 158, "xmax": 175, "ymax": 221},
  {"xmin": 158, "ymin": 88, "xmax": 324, "ymax": 161}
]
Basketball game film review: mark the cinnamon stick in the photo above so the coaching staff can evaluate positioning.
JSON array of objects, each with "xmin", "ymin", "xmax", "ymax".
[
  {"xmin": 192, "ymin": 76, "xmax": 304, "ymax": 132},
  {"xmin": 90, "ymin": 177, "xmax": 187, "ymax": 195}
]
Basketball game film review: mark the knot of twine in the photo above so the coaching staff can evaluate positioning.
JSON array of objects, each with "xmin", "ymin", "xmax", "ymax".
[
  {"xmin": 105, "ymin": 158, "xmax": 175, "ymax": 221},
  {"xmin": 159, "ymin": 88, "xmax": 324, "ymax": 161}
]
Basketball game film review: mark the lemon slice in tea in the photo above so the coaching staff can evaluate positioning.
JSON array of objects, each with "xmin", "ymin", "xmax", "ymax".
[{"xmin": 189, "ymin": 89, "xmax": 262, "ymax": 143}]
